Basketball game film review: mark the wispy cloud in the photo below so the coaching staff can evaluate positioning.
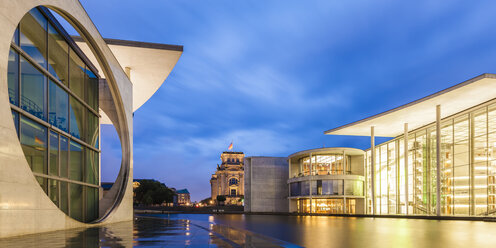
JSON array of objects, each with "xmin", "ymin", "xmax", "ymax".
[{"xmin": 79, "ymin": 0, "xmax": 496, "ymax": 201}]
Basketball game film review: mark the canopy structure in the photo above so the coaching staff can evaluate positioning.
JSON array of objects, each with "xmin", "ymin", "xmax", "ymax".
[
  {"xmin": 74, "ymin": 37, "xmax": 183, "ymax": 124},
  {"xmin": 325, "ymin": 73, "xmax": 496, "ymax": 137}
]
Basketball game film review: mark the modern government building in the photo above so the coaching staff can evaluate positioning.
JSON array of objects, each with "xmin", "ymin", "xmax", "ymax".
[
  {"xmin": 245, "ymin": 74, "xmax": 496, "ymax": 218},
  {"xmin": 0, "ymin": 0, "xmax": 181, "ymax": 237}
]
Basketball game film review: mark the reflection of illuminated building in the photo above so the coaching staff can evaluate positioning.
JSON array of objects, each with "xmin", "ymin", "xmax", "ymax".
[
  {"xmin": 0, "ymin": 1, "xmax": 181, "ymax": 237},
  {"xmin": 325, "ymin": 74, "xmax": 496, "ymax": 217},
  {"xmin": 288, "ymin": 148, "xmax": 365, "ymax": 214},
  {"xmin": 210, "ymin": 151, "xmax": 244, "ymax": 205}
]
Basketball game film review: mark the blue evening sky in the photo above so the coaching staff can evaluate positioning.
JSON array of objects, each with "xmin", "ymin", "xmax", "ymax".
[{"xmin": 73, "ymin": 0, "xmax": 496, "ymax": 201}]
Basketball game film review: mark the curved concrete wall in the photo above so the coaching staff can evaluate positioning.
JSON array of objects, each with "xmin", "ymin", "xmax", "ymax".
[{"xmin": 0, "ymin": 0, "xmax": 133, "ymax": 238}]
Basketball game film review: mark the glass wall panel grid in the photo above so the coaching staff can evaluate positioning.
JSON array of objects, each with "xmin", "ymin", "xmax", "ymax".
[
  {"xmin": 440, "ymin": 119, "xmax": 454, "ymax": 215},
  {"xmin": 453, "ymin": 115, "xmax": 470, "ymax": 215},
  {"xmin": 8, "ymin": 6, "xmax": 101, "ymax": 223},
  {"xmin": 387, "ymin": 142, "xmax": 397, "ymax": 214},
  {"xmin": 472, "ymin": 108, "xmax": 488, "ymax": 215},
  {"xmin": 380, "ymin": 145, "xmax": 388, "ymax": 214},
  {"xmin": 428, "ymin": 127, "xmax": 437, "ymax": 215},
  {"xmin": 488, "ymin": 104, "xmax": 496, "ymax": 215},
  {"xmin": 375, "ymin": 146, "xmax": 381, "ymax": 214},
  {"xmin": 399, "ymin": 138, "xmax": 406, "ymax": 214},
  {"xmin": 366, "ymin": 150, "xmax": 372, "ymax": 214}
]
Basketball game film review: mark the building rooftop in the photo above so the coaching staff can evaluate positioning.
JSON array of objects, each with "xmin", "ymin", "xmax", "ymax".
[
  {"xmin": 222, "ymin": 151, "xmax": 244, "ymax": 154},
  {"xmin": 324, "ymin": 73, "xmax": 496, "ymax": 137},
  {"xmin": 176, "ymin": 189, "xmax": 190, "ymax": 194}
]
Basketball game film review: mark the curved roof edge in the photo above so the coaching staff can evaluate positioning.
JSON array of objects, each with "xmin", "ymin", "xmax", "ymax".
[
  {"xmin": 324, "ymin": 73, "xmax": 496, "ymax": 137},
  {"xmin": 288, "ymin": 147, "xmax": 365, "ymax": 159}
]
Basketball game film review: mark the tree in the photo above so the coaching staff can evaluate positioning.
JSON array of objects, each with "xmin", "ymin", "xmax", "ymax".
[
  {"xmin": 216, "ymin": 195, "xmax": 226, "ymax": 206},
  {"xmin": 134, "ymin": 180, "xmax": 175, "ymax": 206},
  {"xmin": 200, "ymin": 197, "xmax": 212, "ymax": 206}
]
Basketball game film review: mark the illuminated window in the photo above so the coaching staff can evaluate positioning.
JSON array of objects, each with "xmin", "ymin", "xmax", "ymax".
[{"xmin": 229, "ymin": 178, "xmax": 238, "ymax": 186}]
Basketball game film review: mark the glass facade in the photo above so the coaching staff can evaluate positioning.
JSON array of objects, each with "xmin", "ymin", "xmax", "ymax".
[
  {"xmin": 365, "ymin": 101, "xmax": 496, "ymax": 216},
  {"xmin": 295, "ymin": 154, "xmax": 352, "ymax": 176},
  {"xmin": 296, "ymin": 199, "xmax": 357, "ymax": 214},
  {"xmin": 289, "ymin": 151, "xmax": 365, "ymax": 214},
  {"xmin": 9, "ymin": 7, "xmax": 100, "ymax": 223}
]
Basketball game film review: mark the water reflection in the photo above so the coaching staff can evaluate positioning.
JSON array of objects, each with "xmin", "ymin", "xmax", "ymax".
[
  {"xmin": 208, "ymin": 214, "xmax": 496, "ymax": 248},
  {"xmin": 2, "ymin": 214, "xmax": 494, "ymax": 247},
  {"xmin": 0, "ymin": 216, "xmax": 295, "ymax": 247}
]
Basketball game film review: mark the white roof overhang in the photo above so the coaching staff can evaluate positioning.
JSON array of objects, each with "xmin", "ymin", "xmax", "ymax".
[
  {"xmin": 324, "ymin": 73, "xmax": 496, "ymax": 137},
  {"xmin": 74, "ymin": 37, "xmax": 183, "ymax": 124}
]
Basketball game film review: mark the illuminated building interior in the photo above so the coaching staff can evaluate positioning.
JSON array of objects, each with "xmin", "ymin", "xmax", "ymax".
[
  {"xmin": 288, "ymin": 148, "xmax": 365, "ymax": 214},
  {"xmin": 325, "ymin": 74, "xmax": 496, "ymax": 217}
]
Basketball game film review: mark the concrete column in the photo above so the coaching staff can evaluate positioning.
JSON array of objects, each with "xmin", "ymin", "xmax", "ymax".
[
  {"xmin": 371, "ymin": 126, "xmax": 376, "ymax": 214},
  {"xmin": 404, "ymin": 123, "xmax": 409, "ymax": 215},
  {"xmin": 309, "ymin": 152, "xmax": 313, "ymax": 213},
  {"xmin": 343, "ymin": 150, "xmax": 346, "ymax": 174},
  {"xmin": 436, "ymin": 105, "xmax": 441, "ymax": 216}
]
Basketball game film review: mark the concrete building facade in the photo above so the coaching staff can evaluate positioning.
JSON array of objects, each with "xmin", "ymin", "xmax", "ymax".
[
  {"xmin": 210, "ymin": 151, "xmax": 244, "ymax": 205},
  {"xmin": 244, "ymin": 157, "xmax": 289, "ymax": 213},
  {"xmin": 0, "ymin": 1, "xmax": 181, "ymax": 237}
]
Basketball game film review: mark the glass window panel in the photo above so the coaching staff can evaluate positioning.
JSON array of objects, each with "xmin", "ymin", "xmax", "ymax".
[
  {"xmin": 322, "ymin": 180, "xmax": 333, "ymax": 195},
  {"xmin": 21, "ymin": 57, "xmax": 46, "ymax": 121},
  {"xmin": 87, "ymin": 111, "xmax": 99, "ymax": 148},
  {"xmin": 69, "ymin": 49, "xmax": 85, "ymax": 100},
  {"xmin": 86, "ymin": 186, "xmax": 98, "ymax": 222},
  {"xmin": 12, "ymin": 26, "xmax": 19, "ymax": 45},
  {"xmin": 48, "ymin": 179, "xmax": 59, "ymax": 207},
  {"xmin": 49, "ymin": 131, "xmax": 58, "ymax": 176},
  {"xmin": 20, "ymin": 8, "xmax": 47, "ymax": 68},
  {"xmin": 441, "ymin": 120, "xmax": 454, "ymax": 216},
  {"xmin": 414, "ymin": 131, "xmax": 427, "ymax": 215},
  {"xmin": 36, "ymin": 176, "xmax": 47, "ymax": 194},
  {"xmin": 20, "ymin": 116, "xmax": 47, "ymax": 174},
  {"xmin": 344, "ymin": 180, "xmax": 354, "ymax": 195},
  {"xmin": 428, "ymin": 128, "xmax": 437, "ymax": 215},
  {"xmin": 399, "ymin": 138, "xmax": 406, "ymax": 214},
  {"xmin": 8, "ymin": 49, "xmax": 19, "ymax": 105},
  {"xmin": 488, "ymin": 104, "xmax": 496, "ymax": 214},
  {"xmin": 388, "ymin": 142, "xmax": 397, "ymax": 214},
  {"xmin": 48, "ymin": 24, "xmax": 68, "ymax": 84},
  {"xmin": 12, "ymin": 111, "xmax": 19, "ymax": 136},
  {"xmin": 69, "ymin": 183, "xmax": 83, "ymax": 222},
  {"xmin": 70, "ymin": 141, "xmax": 83, "ymax": 181},
  {"xmin": 85, "ymin": 149, "xmax": 99, "ymax": 185},
  {"xmin": 290, "ymin": 182, "xmax": 300, "ymax": 196},
  {"xmin": 60, "ymin": 181, "xmax": 68, "ymax": 214},
  {"xmin": 473, "ymin": 109, "xmax": 488, "ymax": 215},
  {"xmin": 310, "ymin": 180, "xmax": 317, "ymax": 196},
  {"xmin": 301, "ymin": 181, "xmax": 310, "ymax": 196},
  {"xmin": 86, "ymin": 69, "xmax": 98, "ymax": 110},
  {"xmin": 69, "ymin": 96, "xmax": 85, "ymax": 140},
  {"xmin": 453, "ymin": 115, "xmax": 470, "ymax": 215},
  {"xmin": 60, "ymin": 136, "xmax": 69, "ymax": 178},
  {"xmin": 380, "ymin": 145, "xmax": 388, "ymax": 214},
  {"xmin": 49, "ymin": 81, "xmax": 69, "ymax": 132}
]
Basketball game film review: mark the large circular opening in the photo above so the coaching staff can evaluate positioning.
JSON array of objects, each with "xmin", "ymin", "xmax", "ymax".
[{"xmin": 7, "ymin": 6, "xmax": 108, "ymax": 223}]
